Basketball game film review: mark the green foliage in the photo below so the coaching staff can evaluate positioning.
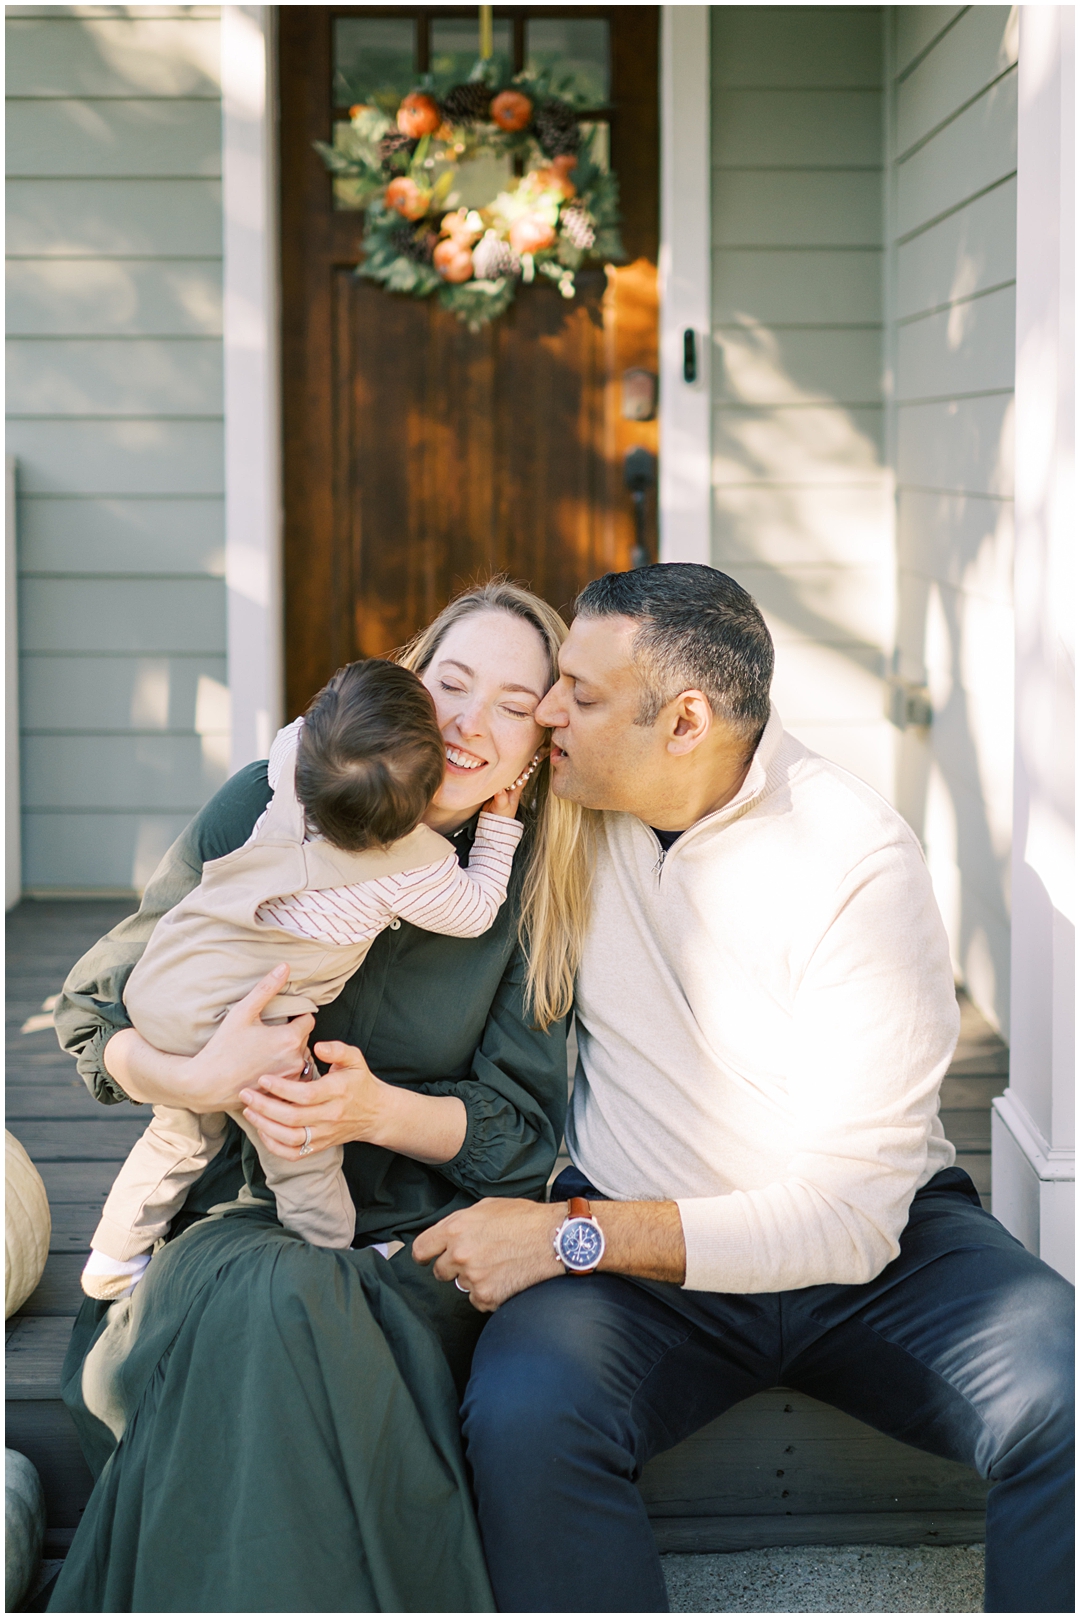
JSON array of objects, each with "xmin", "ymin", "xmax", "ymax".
[{"xmin": 317, "ymin": 68, "xmax": 626, "ymax": 329}]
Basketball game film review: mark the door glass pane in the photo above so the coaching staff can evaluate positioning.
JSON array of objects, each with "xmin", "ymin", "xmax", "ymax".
[
  {"xmin": 525, "ymin": 18, "xmax": 610, "ymax": 105},
  {"xmin": 430, "ymin": 16, "xmax": 512, "ymax": 91},
  {"xmin": 334, "ymin": 17, "xmax": 416, "ymax": 108}
]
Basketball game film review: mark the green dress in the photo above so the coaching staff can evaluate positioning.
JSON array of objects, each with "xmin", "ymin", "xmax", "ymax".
[{"xmin": 49, "ymin": 764, "xmax": 567, "ymax": 1613}]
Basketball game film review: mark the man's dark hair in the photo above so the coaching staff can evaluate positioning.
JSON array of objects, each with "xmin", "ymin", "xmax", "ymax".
[
  {"xmin": 574, "ymin": 564, "xmax": 774, "ymax": 745},
  {"xmin": 295, "ymin": 659, "xmax": 445, "ymax": 851}
]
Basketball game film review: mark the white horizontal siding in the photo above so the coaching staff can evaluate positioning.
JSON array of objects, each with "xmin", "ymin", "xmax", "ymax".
[
  {"xmin": 712, "ymin": 249, "xmax": 882, "ymax": 325},
  {"xmin": 894, "ymin": 8, "xmax": 965, "ymax": 77},
  {"xmin": 6, "ymin": 13, "xmax": 220, "ymax": 97},
  {"xmin": 713, "ymin": 171, "xmax": 883, "ymax": 248},
  {"xmin": 22, "ymin": 811, "xmax": 194, "ymax": 894},
  {"xmin": 713, "ymin": 89, "xmax": 882, "ymax": 168},
  {"xmin": 895, "ymin": 176, "xmax": 1016, "ymax": 320},
  {"xmin": 711, "ymin": 7, "xmax": 891, "ymax": 800},
  {"xmin": 23, "ymin": 733, "xmax": 226, "ymax": 812},
  {"xmin": 21, "ymin": 653, "xmax": 227, "ymax": 730},
  {"xmin": 711, "ymin": 6, "xmax": 882, "ymax": 89},
  {"xmin": 712, "ymin": 483, "xmax": 892, "ymax": 567},
  {"xmin": 886, "ymin": 4, "xmax": 1018, "ymax": 1035},
  {"xmin": 7, "ymin": 337, "xmax": 223, "ymax": 415},
  {"xmin": 896, "ymin": 4, "xmax": 1018, "ymax": 154},
  {"xmin": 20, "ymin": 577, "xmax": 225, "ymax": 654},
  {"xmin": 895, "ymin": 394, "xmax": 1013, "ymax": 497},
  {"xmin": 8, "ymin": 419, "xmax": 224, "ymax": 495},
  {"xmin": 8, "ymin": 4, "xmax": 225, "ymax": 894},
  {"xmin": 897, "ymin": 488, "xmax": 1012, "ymax": 603},
  {"xmin": 713, "ymin": 327, "xmax": 882, "ymax": 407},
  {"xmin": 7, "ymin": 98, "xmax": 222, "ymax": 176},
  {"xmin": 896, "ymin": 283, "xmax": 1016, "ymax": 401},
  {"xmin": 895, "ymin": 70, "xmax": 1017, "ymax": 237},
  {"xmin": 712, "ymin": 406, "xmax": 885, "ymax": 484},
  {"xmin": 7, "ymin": 178, "xmax": 223, "ymax": 256},
  {"xmin": 18, "ymin": 496, "xmax": 224, "ymax": 574},
  {"xmin": 7, "ymin": 258, "xmax": 222, "ymax": 337}
]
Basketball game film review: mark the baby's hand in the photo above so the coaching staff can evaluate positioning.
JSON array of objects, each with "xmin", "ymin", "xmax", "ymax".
[{"xmin": 484, "ymin": 753, "xmax": 542, "ymax": 818}]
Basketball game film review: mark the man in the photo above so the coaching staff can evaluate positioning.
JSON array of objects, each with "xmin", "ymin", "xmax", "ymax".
[{"xmin": 415, "ymin": 564, "xmax": 1073, "ymax": 1614}]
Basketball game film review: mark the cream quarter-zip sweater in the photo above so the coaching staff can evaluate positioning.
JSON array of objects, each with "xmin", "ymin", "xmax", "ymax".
[{"xmin": 567, "ymin": 708, "xmax": 960, "ymax": 1294}]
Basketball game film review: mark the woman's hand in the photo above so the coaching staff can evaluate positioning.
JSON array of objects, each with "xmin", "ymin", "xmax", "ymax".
[
  {"xmin": 188, "ymin": 965, "xmax": 313, "ymax": 1109},
  {"xmin": 106, "ymin": 964, "xmax": 312, "ymax": 1111},
  {"xmin": 240, "ymin": 1040, "xmax": 383, "ymax": 1159},
  {"xmin": 240, "ymin": 1039, "xmax": 468, "ymax": 1165}
]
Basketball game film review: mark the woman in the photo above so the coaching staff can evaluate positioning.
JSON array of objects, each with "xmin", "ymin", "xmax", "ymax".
[{"xmin": 49, "ymin": 580, "xmax": 592, "ymax": 1614}]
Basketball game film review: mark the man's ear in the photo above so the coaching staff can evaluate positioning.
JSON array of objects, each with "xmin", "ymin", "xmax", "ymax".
[{"xmin": 666, "ymin": 690, "xmax": 712, "ymax": 755}]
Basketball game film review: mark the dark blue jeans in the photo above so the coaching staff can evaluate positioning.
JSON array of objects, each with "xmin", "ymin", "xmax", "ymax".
[{"xmin": 463, "ymin": 1169, "xmax": 1074, "ymax": 1613}]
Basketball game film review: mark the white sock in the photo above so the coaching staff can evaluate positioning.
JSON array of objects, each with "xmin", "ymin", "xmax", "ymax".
[{"xmin": 83, "ymin": 1248, "xmax": 151, "ymax": 1295}]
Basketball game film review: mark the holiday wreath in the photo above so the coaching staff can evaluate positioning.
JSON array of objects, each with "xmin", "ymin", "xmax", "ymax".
[{"xmin": 316, "ymin": 71, "xmax": 625, "ymax": 329}]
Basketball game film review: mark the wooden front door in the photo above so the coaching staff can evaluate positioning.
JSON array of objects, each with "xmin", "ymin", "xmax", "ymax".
[{"xmin": 279, "ymin": 6, "xmax": 659, "ymax": 714}]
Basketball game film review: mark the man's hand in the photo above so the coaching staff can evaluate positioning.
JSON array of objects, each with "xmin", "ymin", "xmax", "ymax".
[
  {"xmin": 412, "ymin": 1198, "xmax": 565, "ymax": 1311},
  {"xmin": 412, "ymin": 1195, "xmax": 688, "ymax": 1311}
]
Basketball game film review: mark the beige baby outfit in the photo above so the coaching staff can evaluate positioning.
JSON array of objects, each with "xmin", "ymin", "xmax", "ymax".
[{"xmin": 91, "ymin": 733, "xmax": 522, "ymax": 1278}]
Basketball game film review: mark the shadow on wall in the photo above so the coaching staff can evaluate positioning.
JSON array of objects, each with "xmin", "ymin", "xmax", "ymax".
[{"xmin": 710, "ymin": 316, "xmax": 1012, "ymax": 1038}]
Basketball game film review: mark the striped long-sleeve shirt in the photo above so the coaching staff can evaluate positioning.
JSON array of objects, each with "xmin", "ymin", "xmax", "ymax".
[{"xmin": 252, "ymin": 719, "xmax": 524, "ymax": 947}]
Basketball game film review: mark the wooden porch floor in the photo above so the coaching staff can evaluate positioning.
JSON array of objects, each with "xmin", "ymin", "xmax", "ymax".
[{"xmin": 6, "ymin": 898, "xmax": 1008, "ymax": 1562}]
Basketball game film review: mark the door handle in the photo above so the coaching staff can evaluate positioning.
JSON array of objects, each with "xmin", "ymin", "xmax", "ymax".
[
  {"xmin": 683, "ymin": 329, "xmax": 698, "ymax": 384},
  {"xmin": 625, "ymin": 447, "xmax": 657, "ymax": 570}
]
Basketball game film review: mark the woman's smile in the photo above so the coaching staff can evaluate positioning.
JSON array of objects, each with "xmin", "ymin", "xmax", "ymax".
[
  {"xmin": 419, "ymin": 610, "xmax": 550, "ymax": 833},
  {"xmin": 445, "ymin": 744, "xmax": 489, "ymax": 774}
]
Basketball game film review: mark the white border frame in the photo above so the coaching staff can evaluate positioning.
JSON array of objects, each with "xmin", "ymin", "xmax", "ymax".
[
  {"xmin": 6, "ymin": 456, "xmax": 21, "ymax": 910},
  {"xmin": 658, "ymin": 5, "xmax": 712, "ymax": 565},
  {"xmin": 992, "ymin": 2, "xmax": 1075, "ymax": 1281},
  {"xmin": 222, "ymin": 4, "xmax": 282, "ymax": 772}
]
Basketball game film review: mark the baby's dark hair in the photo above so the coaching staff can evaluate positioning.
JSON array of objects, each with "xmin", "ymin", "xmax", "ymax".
[{"xmin": 295, "ymin": 659, "xmax": 445, "ymax": 851}]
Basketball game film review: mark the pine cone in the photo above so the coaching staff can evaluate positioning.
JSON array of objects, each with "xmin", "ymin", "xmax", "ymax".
[
  {"xmin": 378, "ymin": 131, "xmax": 418, "ymax": 171},
  {"xmin": 472, "ymin": 231, "xmax": 520, "ymax": 281},
  {"xmin": 441, "ymin": 82, "xmax": 493, "ymax": 124},
  {"xmin": 393, "ymin": 224, "xmax": 436, "ymax": 264},
  {"xmin": 560, "ymin": 202, "xmax": 596, "ymax": 251},
  {"xmin": 535, "ymin": 100, "xmax": 580, "ymax": 158}
]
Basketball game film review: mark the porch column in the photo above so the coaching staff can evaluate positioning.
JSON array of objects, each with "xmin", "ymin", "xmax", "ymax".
[
  {"xmin": 222, "ymin": 5, "xmax": 282, "ymax": 771},
  {"xmin": 992, "ymin": 4, "xmax": 1075, "ymax": 1280},
  {"xmin": 658, "ymin": 5, "xmax": 711, "ymax": 565}
]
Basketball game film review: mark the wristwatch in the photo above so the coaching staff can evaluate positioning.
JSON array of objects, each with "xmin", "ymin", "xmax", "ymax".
[{"xmin": 553, "ymin": 1197, "xmax": 606, "ymax": 1275}]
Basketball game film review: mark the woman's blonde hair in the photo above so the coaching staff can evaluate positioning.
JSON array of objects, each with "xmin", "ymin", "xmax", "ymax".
[{"xmin": 397, "ymin": 578, "xmax": 594, "ymax": 1030}]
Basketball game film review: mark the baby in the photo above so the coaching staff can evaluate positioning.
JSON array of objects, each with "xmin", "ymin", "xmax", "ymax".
[{"xmin": 82, "ymin": 658, "xmax": 530, "ymax": 1300}]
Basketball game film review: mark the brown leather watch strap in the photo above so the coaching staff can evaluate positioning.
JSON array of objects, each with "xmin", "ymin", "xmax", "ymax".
[{"xmin": 567, "ymin": 1196, "xmax": 591, "ymax": 1219}]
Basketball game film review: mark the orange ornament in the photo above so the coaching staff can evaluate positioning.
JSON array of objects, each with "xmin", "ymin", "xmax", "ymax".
[
  {"xmin": 491, "ymin": 90, "xmax": 533, "ymax": 132},
  {"xmin": 533, "ymin": 165, "xmax": 576, "ymax": 200},
  {"xmin": 386, "ymin": 177, "xmax": 428, "ymax": 220},
  {"xmin": 441, "ymin": 207, "xmax": 482, "ymax": 246},
  {"xmin": 433, "ymin": 238, "xmax": 474, "ymax": 283},
  {"xmin": 397, "ymin": 92, "xmax": 442, "ymax": 139},
  {"xmin": 509, "ymin": 214, "xmax": 556, "ymax": 256},
  {"xmin": 348, "ymin": 103, "xmax": 370, "ymax": 120}
]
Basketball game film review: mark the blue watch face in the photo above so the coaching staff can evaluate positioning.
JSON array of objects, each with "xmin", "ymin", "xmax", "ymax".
[{"xmin": 559, "ymin": 1217, "xmax": 603, "ymax": 1271}]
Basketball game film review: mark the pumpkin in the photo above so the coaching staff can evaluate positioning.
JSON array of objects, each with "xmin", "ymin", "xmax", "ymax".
[
  {"xmin": 433, "ymin": 239, "xmax": 474, "ymax": 283},
  {"xmin": 5, "ymin": 1448, "xmax": 45, "ymax": 1611},
  {"xmin": 5, "ymin": 1131, "xmax": 51, "ymax": 1319},
  {"xmin": 491, "ymin": 90, "xmax": 533, "ymax": 132},
  {"xmin": 397, "ymin": 92, "xmax": 441, "ymax": 139},
  {"xmin": 385, "ymin": 177, "xmax": 428, "ymax": 220},
  {"xmin": 441, "ymin": 207, "xmax": 483, "ymax": 246},
  {"xmin": 509, "ymin": 214, "xmax": 556, "ymax": 256},
  {"xmin": 533, "ymin": 165, "xmax": 576, "ymax": 200}
]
